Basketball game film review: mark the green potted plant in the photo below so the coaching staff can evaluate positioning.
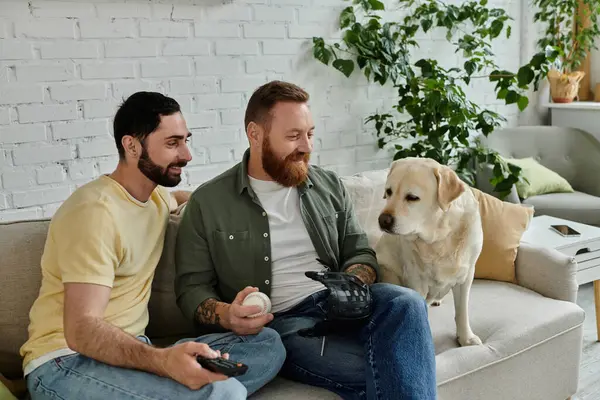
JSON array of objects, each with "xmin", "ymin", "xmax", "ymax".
[
  {"xmin": 533, "ymin": 0, "xmax": 600, "ymax": 103},
  {"xmin": 312, "ymin": 0, "xmax": 557, "ymax": 198}
]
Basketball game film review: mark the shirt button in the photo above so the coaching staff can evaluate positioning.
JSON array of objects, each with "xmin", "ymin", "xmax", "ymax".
[
  {"xmin": 263, "ymin": 233, "xmax": 268, "ymax": 238},
  {"xmin": 264, "ymin": 256, "xmax": 269, "ymax": 261},
  {"xmin": 229, "ymin": 235, "xmax": 234, "ymax": 240},
  {"xmin": 265, "ymin": 280, "xmax": 270, "ymax": 285}
]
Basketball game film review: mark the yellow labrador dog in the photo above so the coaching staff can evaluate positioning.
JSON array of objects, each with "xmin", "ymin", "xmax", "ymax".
[{"xmin": 374, "ymin": 157, "xmax": 483, "ymax": 346}]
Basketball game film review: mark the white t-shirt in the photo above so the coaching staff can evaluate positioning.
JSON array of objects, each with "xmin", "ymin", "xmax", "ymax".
[{"xmin": 248, "ymin": 176, "xmax": 326, "ymax": 313}]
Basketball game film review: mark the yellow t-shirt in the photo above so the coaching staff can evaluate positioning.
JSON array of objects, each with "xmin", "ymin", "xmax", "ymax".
[{"xmin": 20, "ymin": 175, "xmax": 172, "ymax": 370}]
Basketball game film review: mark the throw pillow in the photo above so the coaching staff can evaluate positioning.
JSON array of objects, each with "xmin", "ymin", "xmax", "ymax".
[
  {"xmin": 471, "ymin": 187, "xmax": 534, "ymax": 283},
  {"xmin": 503, "ymin": 157, "xmax": 574, "ymax": 199}
]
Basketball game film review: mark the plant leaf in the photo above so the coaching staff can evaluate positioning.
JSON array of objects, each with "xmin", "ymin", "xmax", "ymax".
[
  {"xmin": 490, "ymin": 19, "xmax": 503, "ymax": 38},
  {"xmin": 368, "ymin": 0, "xmax": 385, "ymax": 10},
  {"xmin": 421, "ymin": 19, "xmax": 433, "ymax": 33},
  {"xmin": 464, "ymin": 60, "xmax": 476, "ymax": 76},
  {"xmin": 340, "ymin": 7, "xmax": 356, "ymax": 29},
  {"xmin": 517, "ymin": 96, "xmax": 529, "ymax": 111},
  {"xmin": 332, "ymin": 59, "xmax": 355, "ymax": 77},
  {"xmin": 517, "ymin": 66, "xmax": 535, "ymax": 87},
  {"xmin": 313, "ymin": 41, "xmax": 331, "ymax": 65},
  {"xmin": 506, "ymin": 90, "xmax": 519, "ymax": 105}
]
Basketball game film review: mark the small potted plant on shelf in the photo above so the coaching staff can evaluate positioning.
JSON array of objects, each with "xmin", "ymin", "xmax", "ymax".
[{"xmin": 533, "ymin": 0, "xmax": 600, "ymax": 103}]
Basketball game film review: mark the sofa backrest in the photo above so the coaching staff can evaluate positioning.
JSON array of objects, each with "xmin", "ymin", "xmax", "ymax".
[
  {"xmin": 479, "ymin": 126, "xmax": 600, "ymax": 189},
  {"xmin": 0, "ymin": 168, "xmax": 390, "ymax": 380}
]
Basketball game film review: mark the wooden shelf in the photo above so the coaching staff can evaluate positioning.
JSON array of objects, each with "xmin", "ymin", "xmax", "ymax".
[{"xmin": 547, "ymin": 101, "xmax": 600, "ymax": 110}]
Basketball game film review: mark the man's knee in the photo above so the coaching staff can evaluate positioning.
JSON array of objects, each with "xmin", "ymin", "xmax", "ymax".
[
  {"xmin": 371, "ymin": 283, "xmax": 428, "ymax": 317},
  {"xmin": 248, "ymin": 327, "xmax": 287, "ymax": 372},
  {"xmin": 211, "ymin": 379, "xmax": 247, "ymax": 399}
]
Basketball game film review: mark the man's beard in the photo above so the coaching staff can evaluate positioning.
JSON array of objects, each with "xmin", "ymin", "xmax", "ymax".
[
  {"xmin": 261, "ymin": 137, "xmax": 310, "ymax": 187},
  {"xmin": 138, "ymin": 145, "xmax": 187, "ymax": 187}
]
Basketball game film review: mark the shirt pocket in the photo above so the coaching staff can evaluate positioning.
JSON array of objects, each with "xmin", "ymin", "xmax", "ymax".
[{"xmin": 212, "ymin": 230, "xmax": 254, "ymax": 284}]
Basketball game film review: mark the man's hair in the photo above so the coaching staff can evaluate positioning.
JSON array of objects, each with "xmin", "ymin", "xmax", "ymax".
[
  {"xmin": 244, "ymin": 80, "xmax": 309, "ymax": 133},
  {"xmin": 113, "ymin": 91, "xmax": 181, "ymax": 159}
]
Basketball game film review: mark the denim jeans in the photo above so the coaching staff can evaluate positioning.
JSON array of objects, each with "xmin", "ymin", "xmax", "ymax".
[
  {"xmin": 268, "ymin": 283, "xmax": 437, "ymax": 400},
  {"xmin": 26, "ymin": 328, "xmax": 286, "ymax": 400}
]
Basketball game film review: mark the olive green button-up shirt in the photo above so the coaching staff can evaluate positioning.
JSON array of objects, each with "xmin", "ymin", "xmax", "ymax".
[{"xmin": 174, "ymin": 149, "xmax": 379, "ymax": 324}]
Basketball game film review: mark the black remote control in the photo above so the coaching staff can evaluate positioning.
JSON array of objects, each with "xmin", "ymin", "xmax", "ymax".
[{"xmin": 196, "ymin": 356, "xmax": 248, "ymax": 377}]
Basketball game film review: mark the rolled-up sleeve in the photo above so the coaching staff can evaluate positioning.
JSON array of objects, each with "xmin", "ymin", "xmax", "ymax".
[
  {"xmin": 174, "ymin": 195, "xmax": 220, "ymax": 322},
  {"xmin": 337, "ymin": 178, "xmax": 381, "ymax": 280}
]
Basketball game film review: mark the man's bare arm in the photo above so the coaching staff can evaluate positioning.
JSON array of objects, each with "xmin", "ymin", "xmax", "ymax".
[
  {"xmin": 63, "ymin": 283, "xmax": 168, "ymax": 377},
  {"xmin": 346, "ymin": 264, "xmax": 377, "ymax": 285}
]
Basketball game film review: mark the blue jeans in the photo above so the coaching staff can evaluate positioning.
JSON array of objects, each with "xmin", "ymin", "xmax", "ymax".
[
  {"xmin": 268, "ymin": 283, "xmax": 437, "ymax": 400},
  {"xmin": 26, "ymin": 328, "xmax": 286, "ymax": 400}
]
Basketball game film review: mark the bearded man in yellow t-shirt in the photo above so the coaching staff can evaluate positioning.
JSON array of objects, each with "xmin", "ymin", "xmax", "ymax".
[{"xmin": 19, "ymin": 91, "xmax": 285, "ymax": 400}]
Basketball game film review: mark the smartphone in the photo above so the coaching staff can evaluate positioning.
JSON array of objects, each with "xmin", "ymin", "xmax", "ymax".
[{"xmin": 550, "ymin": 224, "xmax": 581, "ymax": 237}]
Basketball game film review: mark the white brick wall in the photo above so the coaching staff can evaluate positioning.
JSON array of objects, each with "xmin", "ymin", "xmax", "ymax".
[{"xmin": 0, "ymin": 0, "xmax": 522, "ymax": 222}]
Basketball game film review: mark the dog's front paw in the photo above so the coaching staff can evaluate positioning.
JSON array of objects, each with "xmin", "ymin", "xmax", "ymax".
[
  {"xmin": 458, "ymin": 333, "xmax": 482, "ymax": 346},
  {"xmin": 430, "ymin": 299, "xmax": 442, "ymax": 306}
]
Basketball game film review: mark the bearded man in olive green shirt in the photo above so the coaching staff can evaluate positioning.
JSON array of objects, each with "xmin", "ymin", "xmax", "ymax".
[{"xmin": 175, "ymin": 80, "xmax": 437, "ymax": 400}]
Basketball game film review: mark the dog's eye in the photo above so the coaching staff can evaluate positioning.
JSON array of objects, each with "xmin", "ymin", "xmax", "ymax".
[
  {"xmin": 406, "ymin": 194, "xmax": 420, "ymax": 202},
  {"xmin": 384, "ymin": 188, "xmax": 392, "ymax": 198}
]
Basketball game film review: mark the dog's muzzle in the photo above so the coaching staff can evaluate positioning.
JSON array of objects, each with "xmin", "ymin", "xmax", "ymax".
[{"xmin": 378, "ymin": 213, "xmax": 394, "ymax": 232}]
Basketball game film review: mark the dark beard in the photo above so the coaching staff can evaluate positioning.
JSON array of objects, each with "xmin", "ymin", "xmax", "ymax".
[
  {"xmin": 261, "ymin": 136, "xmax": 310, "ymax": 187},
  {"xmin": 137, "ymin": 145, "xmax": 186, "ymax": 187}
]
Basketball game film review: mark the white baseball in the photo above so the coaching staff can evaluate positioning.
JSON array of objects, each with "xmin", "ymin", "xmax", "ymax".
[{"xmin": 242, "ymin": 292, "xmax": 272, "ymax": 318}]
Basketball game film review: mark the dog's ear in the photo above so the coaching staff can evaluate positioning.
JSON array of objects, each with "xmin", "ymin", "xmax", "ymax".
[
  {"xmin": 384, "ymin": 160, "xmax": 401, "ymax": 199},
  {"xmin": 387, "ymin": 160, "xmax": 401, "ymax": 177},
  {"xmin": 434, "ymin": 166, "xmax": 464, "ymax": 212}
]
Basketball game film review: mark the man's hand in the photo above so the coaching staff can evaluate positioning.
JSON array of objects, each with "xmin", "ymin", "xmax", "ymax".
[
  {"xmin": 161, "ymin": 341, "xmax": 229, "ymax": 390},
  {"xmin": 195, "ymin": 287, "xmax": 274, "ymax": 335},
  {"xmin": 222, "ymin": 287, "xmax": 274, "ymax": 335},
  {"xmin": 346, "ymin": 264, "xmax": 377, "ymax": 285}
]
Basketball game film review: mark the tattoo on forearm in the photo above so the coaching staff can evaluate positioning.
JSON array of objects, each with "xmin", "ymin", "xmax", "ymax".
[
  {"xmin": 196, "ymin": 298, "xmax": 221, "ymax": 326},
  {"xmin": 346, "ymin": 264, "xmax": 376, "ymax": 285}
]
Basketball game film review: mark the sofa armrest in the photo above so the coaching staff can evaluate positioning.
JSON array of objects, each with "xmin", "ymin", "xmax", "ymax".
[
  {"xmin": 515, "ymin": 242, "xmax": 578, "ymax": 303},
  {"xmin": 475, "ymin": 163, "xmax": 521, "ymax": 204}
]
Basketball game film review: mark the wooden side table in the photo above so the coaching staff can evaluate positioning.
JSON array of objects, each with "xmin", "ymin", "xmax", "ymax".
[{"xmin": 521, "ymin": 215, "xmax": 600, "ymax": 340}]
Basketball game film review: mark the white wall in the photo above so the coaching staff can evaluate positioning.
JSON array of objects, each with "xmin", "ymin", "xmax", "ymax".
[{"xmin": 0, "ymin": 0, "xmax": 522, "ymax": 222}]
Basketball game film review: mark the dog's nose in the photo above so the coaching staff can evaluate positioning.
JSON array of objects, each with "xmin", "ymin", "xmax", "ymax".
[{"xmin": 378, "ymin": 213, "xmax": 394, "ymax": 230}]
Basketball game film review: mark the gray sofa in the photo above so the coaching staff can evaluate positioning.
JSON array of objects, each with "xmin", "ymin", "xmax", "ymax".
[
  {"xmin": 0, "ymin": 168, "xmax": 585, "ymax": 400},
  {"xmin": 477, "ymin": 126, "xmax": 600, "ymax": 226}
]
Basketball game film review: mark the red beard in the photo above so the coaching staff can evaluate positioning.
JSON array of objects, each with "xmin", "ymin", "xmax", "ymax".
[{"xmin": 261, "ymin": 137, "xmax": 310, "ymax": 187}]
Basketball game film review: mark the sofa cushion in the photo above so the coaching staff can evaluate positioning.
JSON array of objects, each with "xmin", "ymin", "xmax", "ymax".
[
  {"xmin": 251, "ymin": 377, "xmax": 341, "ymax": 399},
  {"xmin": 0, "ymin": 219, "xmax": 49, "ymax": 380},
  {"xmin": 503, "ymin": 157, "xmax": 574, "ymax": 199},
  {"xmin": 471, "ymin": 188, "xmax": 534, "ymax": 283},
  {"xmin": 523, "ymin": 190, "xmax": 600, "ymax": 226},
  {"xmin": 430, "ymin": 280, "xmax": 584, "ymax": 386}
]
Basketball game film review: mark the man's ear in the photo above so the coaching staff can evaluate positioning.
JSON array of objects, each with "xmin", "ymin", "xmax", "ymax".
[
  {"xmin": 434, "ymin": 166, "xmax": 464, "ymax": 212},
  {"xmin": 122, "ymin": 136, "xmax": 141, "ymax": 159},
  {"xmin": 246, "ymin": 122, "xmax": 262, "ymax": 146}
]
